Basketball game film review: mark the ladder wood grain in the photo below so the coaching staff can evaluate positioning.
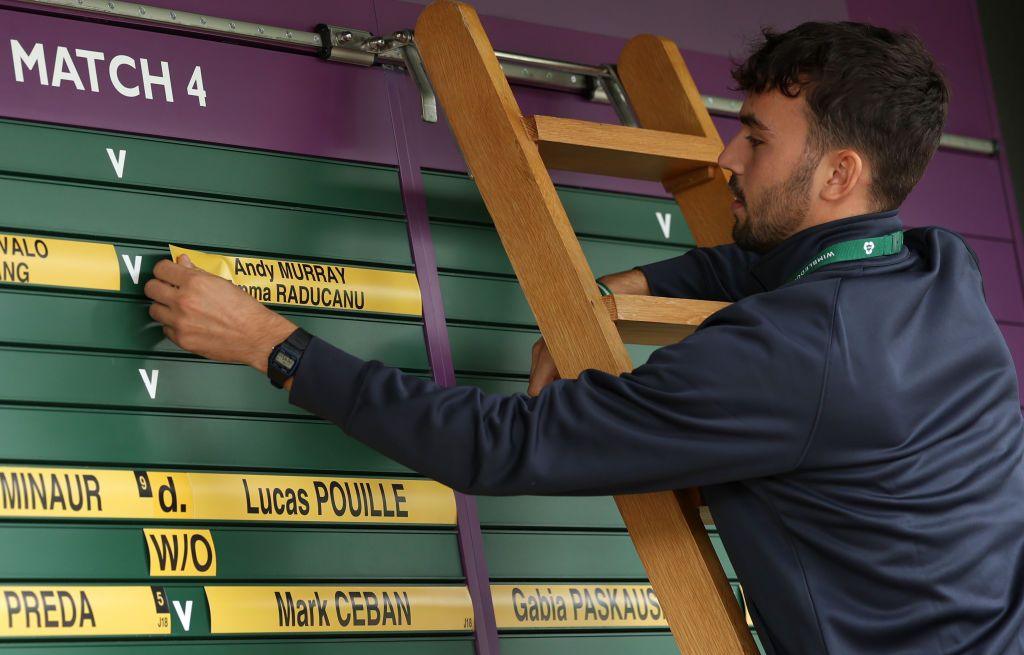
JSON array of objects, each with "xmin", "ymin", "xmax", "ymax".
[
  {"xmin": 524, "ymin": 115, "xmax": 721, "ymax": 181},
  {"xmin": 619, "ymin": 34, "xmax": 739, "ymax": 248},
  {"xmin": 602, "ymin": 294, "xmax": 729, "ymax": 345},
  {"xmin": 619, "ymin": 33, "xmax": 759, "ymax": 653},
  {"xmin": 416, "ymin": 3, "xmax": 758, "ymax": 653}
]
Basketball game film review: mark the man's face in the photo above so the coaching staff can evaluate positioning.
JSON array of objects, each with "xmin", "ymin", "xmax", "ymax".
[{"xmin": 718, "ymin": 90, "xmax": 822, "ymax": 254}]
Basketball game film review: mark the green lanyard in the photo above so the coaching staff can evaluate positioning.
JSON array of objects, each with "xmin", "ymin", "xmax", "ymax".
[{"xmin": 787, "ymin": 230, "xmax": 904, "ymax": 283}]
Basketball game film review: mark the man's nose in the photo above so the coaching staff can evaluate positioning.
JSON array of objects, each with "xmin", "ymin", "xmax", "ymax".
[{"xmin": 718, "ymin": 133, "xmax": 743, "ymax": 176}]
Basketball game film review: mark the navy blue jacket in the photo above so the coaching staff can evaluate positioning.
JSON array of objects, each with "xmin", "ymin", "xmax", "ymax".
[{"xmin": 289, "ymin": 210, "xmax": 1024, "ymax": 654}]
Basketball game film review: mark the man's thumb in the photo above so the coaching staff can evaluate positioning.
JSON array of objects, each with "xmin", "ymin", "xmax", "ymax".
[{"xmin": 177, "ymin": 254, "xmax": 195, "ymax": 268}]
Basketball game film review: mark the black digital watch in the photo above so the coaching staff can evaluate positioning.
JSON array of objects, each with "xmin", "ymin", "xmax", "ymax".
[{"xmin": 267, "ymin": 327, "xmax": 312, "ymax": 388}]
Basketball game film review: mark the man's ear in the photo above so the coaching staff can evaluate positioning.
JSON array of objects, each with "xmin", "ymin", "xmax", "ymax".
[{"xmin": 820, "ymin": 149, "xmax": 865, "ymax": 202}]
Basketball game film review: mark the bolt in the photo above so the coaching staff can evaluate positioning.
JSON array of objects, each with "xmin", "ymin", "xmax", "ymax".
[
  {"xmin": 107, "ymin": 1, "xmax": 114, "ymax": 8},
  {"xmin": 545, "ymin": 72, "xmax": 552, "ymax": 79},
  {"xmin": 257, "ymin": 25, "xmax": 264, "ymax": 34},
  {"xmin": 570, "ymin": 75, "xmax": 577, "ymax": 83},
  {"xmin": 199, "ymin": 16, "xmax": 206, "ymax": 24},
  {"xmin": 169, "ymin": 9, "xmax": 176, "ymax": 19},
  {"xmin": 228, "ymin": 21, "xmax": 236, "ymax": 29},
  {"xmin": 138, "ymin": 6, "xmax": 144, "ymax": 15},
  {"xmin": 340, "ymin": 31, "xmax": 354, "ymax": 43},
  {"xmin": 285, "ymin": 30, "xmax": 293, "ymax": 38}
]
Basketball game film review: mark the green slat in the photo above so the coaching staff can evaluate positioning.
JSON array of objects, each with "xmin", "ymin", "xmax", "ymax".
[
  {"xmin": 0, "ymin": 347, "xmax": 297, "ymax": 415},
  {"xmin": 0, "ymin": 405, "xmax": 406, "ymax": 473},
  {"xmin": 483, "ymin": 531, "xmax": 736, "ymax": 580},
  {"xmin": 0, "ymin": 176, "xmax": 413, "ymax": 268},
  {"xmin": 0, "ymin": 638, "xmax": 476, "ymax": 653},
  {"xmin": 432, "ymin": 223, "xmax": 682, "ymax": 279},
  {"xmin": 446, "ymin": 324, "xmax": 657, "ymax": 376},
  {"xmin": 423, "ymin": 171, "xmax": 694, "ymax": 246},
  {"xmin": 439, "ymin": 275, "xmax": 534, "ymax": 326},
  {"xmin": 0, "ymin": 119, "xmax": 404, "ymax": 214},
  {"xmin": 0, "ymin": 524, "xmax": 460, "ymax": 580},
  {"xmin": 0, "ymin": 289, "xmax": 427, "ymax": 367},
  {"xmin": 500, "ymin": 634, "xmax": 678, "ymax": 654},
  {"xmin": 476, "ymin": 497, "xmax": 625, "ymax": 530},
  {"xmin": 483, "ymin": 531, "xmax": 645, "ymax": 580}
]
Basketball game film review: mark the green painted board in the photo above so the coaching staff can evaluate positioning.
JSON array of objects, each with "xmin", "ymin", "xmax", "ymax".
[
  {"xmin": 0, "ymin": 524, "xmax": 460, "ymax": 580},
  {"xmin": 500, "ymin": 634, "xmax": 679, "ymax": 655},
  {"xmin": 446, "ymin": 324, "xmax": 657, "ymax": 376},
  {"xmin": 0, "ymin": 176, "xmax": 414, "ymax": 268},
  {"xmin": 0, "ymin": 290, "xmax": 427, "ymax": 367},
  {"xmin": 431, "ymin": 222, "xmax": 682, "ymax": 279},
  {"xmin": 0, "ymin": 347, "xmax": 300, "ymax": 415},
  {"xmin": 423, "ymin": 171, "xmax": 695, "ymax": 246},
  {"xmin": 0, "ymin": 405, "xmax": 407, "ymax": 473},
  {"xmin": 439, "ymin": 274, "xmax": 534, "ymax": 327},
  {"xmin": 483, "ymin": 531, "xmax": 736, "ymax": 581},
  {"xmin": 476, "ymin": 496, "xmax": 625, "ymax": 530},
  {"xmin": 0, "ymin": 638, "xmax": 476, "ymax": 653},
  {"xmin": 0, "ymin": 119, "xmax": 404, "ymax": 215}
]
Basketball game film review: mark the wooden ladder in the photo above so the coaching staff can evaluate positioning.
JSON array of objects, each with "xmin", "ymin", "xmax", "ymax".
[{"xmin": 415, "ymin": 2, "xmax": 756, "ymax": 653}]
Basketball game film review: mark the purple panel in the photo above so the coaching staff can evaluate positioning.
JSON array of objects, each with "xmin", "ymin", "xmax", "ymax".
[
  {"xmin": 0, "ymin": 0, "xmax": 378, "ymax": 37},
  {"xmin": 846, "ymin": 0, "xmax": 994, "ymax": 138},
  {"xmin": 901, "ymin": 150, "xmax": 1013, "ymax": 240},
  {"xmin": 966, "ymin": 237, "xmax": 1024, "ymax": 324},
  {"xmin": 398, "ymin": 0, "xmax": 846, "ymax": 58},
  {"xmin": 375, "ymin": 0, "xmax": 747, "ymax": 197},
  {"xmin": 0, "ymin": 8, "xmax": 396, "ymax": 164}
]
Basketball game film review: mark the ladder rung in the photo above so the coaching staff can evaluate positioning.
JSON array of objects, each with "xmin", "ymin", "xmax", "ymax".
[
  {"xmin": 602, "ymin": 294, "xmax": 729, "ymax": 345},
  {"xmin": 524, "ymin": 115, "xmax": 721, "ymax": 182}
]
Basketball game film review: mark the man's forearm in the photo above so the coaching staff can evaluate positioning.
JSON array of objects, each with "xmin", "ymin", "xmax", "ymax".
[{"xmin": 598, "ymin": 268, "xmax": 651, "ymax": 295}]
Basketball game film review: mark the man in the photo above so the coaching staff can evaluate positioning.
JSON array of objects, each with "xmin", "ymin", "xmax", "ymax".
[{"xmin": 145, "ymin": 21, "xmax": 1024, "ymax": 655}]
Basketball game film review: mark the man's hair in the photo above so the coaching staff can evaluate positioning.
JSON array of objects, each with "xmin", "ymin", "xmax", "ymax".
[{"xmin": 731, "ymin": 21, "xmax": 949, "ymax": 211}]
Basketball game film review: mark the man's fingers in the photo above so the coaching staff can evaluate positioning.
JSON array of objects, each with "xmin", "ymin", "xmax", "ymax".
[
  {"xmin": 148, "ymin": 301, "xmax": 174, "ymax": 326},
  {"xmin": 152, "ymin": 258, "xmax": 190, "ymax": 286},
  {"xmin": 144, "ymin": 278, "xmax": 177, "ymax": 306},
  {"xmin": 162, "ymin": 325, "xmax": 178, "ymax": 345},
  {"xmin": 527, "ymin": 341, "xmax": 560, "ymax": 397}
]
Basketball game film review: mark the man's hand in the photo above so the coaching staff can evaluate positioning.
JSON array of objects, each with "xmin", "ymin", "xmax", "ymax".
[
  {"xmin": 527, "ymin": 337, "xmax": 560, "ymax": 396},
  {"xmin": 527, "ymin": 269, "xmax": 652, "ymax": 396},
  {"xmin": 144, "ymin": 255, "xmax": 297, "ymax": 373}
]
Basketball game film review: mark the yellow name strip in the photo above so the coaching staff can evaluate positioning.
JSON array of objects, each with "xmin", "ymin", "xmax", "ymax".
[
  {"xmin": 491, "ymin": 584, "xmax": 667, "ymax": 629},
  {"xmin": 169, "ymin": 245, "xmax": 421, "ymax": 316},
  {"xmin": 144, "ymin": 529, "xmax": 218, "ymax": 577},
  {"xmin": 0, "ymin": 586, "xmax": 170, "ymax": 637},
  {"xmin": 0, "ymin": 466, "xmax": 455, "ymax": 525},
  {"xmin": 205, "ymin": 585, "xmax": 473, "ymax": 634},
  {"xmin": 0, "ymin": 233, "xmax": 119, "ymax": 291}
]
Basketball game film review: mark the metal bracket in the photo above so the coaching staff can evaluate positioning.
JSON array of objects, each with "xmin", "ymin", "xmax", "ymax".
[
  {"xmin": 596, "ymin": 64, "xmax": 639, "ymax": 127},
  {"xmin": 390, "ymin": 31, "xmax": 438, "ymax": 124},
  {"xmin": 316, "ymin": 26, "xmax": 437, "ymax": 123},
  {"xmin": 314, "ymin": 25, "xmax": 377, "ymax": 66}
]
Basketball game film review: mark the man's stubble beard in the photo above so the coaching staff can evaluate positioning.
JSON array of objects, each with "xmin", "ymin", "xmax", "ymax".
[{"xmin": 731, "ymin": 149, "xmax": 818, "ymax": 255}]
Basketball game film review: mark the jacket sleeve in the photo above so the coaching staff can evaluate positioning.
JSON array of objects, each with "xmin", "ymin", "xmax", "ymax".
[
  {"xmin": 289, "ymin": 292, "xmax": 831, "ymax": 496},
  {"xmin": 638, "ymin": 243, "xmax": 761, "ymax": 301}
]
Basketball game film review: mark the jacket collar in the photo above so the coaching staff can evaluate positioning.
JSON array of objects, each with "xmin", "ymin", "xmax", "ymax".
[{"xmin": 749, "ymin": 209, "xmax": 904, "ymax": 292}]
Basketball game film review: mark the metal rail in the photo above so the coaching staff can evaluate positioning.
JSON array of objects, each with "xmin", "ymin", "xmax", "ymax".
[{"xmin": 15, "ymin": 0, "xmax": 998, "ymax": 155}]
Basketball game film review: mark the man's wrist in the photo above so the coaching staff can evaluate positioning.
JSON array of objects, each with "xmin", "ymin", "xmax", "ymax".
[{"xmin": 250, "ymin": 315, "xmax": 300, "ymax": 374}]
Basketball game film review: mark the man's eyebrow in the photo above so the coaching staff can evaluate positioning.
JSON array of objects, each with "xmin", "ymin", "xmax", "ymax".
[{"xmin": 739, "ymin": 112, "xmax": 771, "ymax": 132}]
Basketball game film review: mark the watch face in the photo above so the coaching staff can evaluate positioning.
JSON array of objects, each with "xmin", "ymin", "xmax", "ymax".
[{"xmin": 274, "ymin": 351, "xmax": 297, "ymax": 371}]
